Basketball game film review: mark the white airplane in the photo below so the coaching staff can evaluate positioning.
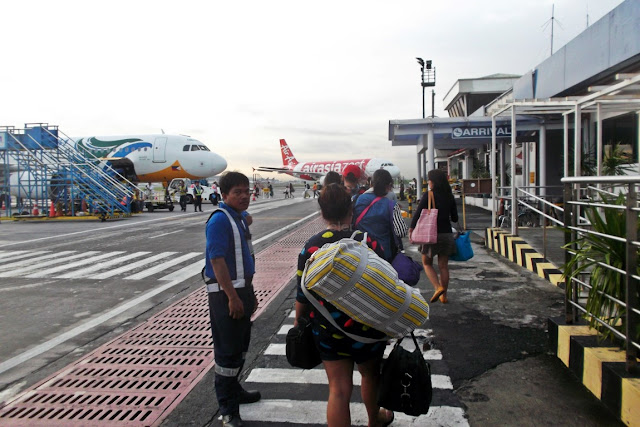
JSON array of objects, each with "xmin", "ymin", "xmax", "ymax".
[
  {"xmin": 255, "ymin": 139, "xmax": 401, "ymax": 182},
  {"xmin": 2, "ymin": 133, "xmax": 228, "ymax": 198},
  {"xmin": 73, "ymin": 134, "xmax": 227, "ymax": 182}
]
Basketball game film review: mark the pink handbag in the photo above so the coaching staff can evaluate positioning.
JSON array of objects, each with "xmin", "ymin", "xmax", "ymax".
[{"xmin": 411, "ymin": 191, "xmax": 438, "ymax": 244}]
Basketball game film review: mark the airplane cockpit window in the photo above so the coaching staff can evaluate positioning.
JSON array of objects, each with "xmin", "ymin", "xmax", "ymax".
[
  {"xmin": 199, "ymin": 145, "xmax": 210, "ymax": 151},
  {"xmin": 183, "ymin": 145, "xmax": 190, "ymax": 151},
  {"xmin": 191, "ymin": 145, "xmax": 201, "ymax": 151}
]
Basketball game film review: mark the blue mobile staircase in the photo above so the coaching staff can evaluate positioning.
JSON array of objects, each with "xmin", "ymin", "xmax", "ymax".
[{"xmin": 0, "ymin": 123, "xmax": 134, "ymax": 220}]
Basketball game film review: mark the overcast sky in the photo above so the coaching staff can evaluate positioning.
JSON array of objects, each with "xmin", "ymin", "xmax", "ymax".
[{"xmin": 1, "ymin": 0, "xmax": 625, "ymax": 180}]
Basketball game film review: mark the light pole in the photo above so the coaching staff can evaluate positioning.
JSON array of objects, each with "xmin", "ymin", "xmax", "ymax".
[{"xmin": 416, "ymin": 57, "xmax": 436, "ymax": 118}]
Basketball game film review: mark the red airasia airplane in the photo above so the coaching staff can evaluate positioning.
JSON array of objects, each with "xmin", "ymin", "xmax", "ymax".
[{"xmin": 255, "ymin": 139, "xmax": 400, "ymax": 181}]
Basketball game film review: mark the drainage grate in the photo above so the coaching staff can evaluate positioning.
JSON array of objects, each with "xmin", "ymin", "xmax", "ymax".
[{"xmin": 0, "ymin": 215, "xmax": 323, "ymax": 426}]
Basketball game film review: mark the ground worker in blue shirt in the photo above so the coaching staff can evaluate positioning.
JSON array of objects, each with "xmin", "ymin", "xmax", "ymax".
[{"xmin": 203, "ymin": 171, "xmax": 260, "ymax": 427}]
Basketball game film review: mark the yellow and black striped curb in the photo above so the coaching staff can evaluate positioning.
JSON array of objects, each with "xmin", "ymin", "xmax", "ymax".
[
  {"xmin": 548, "ymin": 317, "xmax": 640, "ymax": 426},
  {"xmin": 485, "ymin": 228, "xmax": 564, "ymax": 287}
]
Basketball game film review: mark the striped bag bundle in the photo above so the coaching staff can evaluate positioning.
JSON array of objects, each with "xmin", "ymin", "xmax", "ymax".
[{"xmin": 302, "ymin": 237, "xmax": 429, "ymax": 338}]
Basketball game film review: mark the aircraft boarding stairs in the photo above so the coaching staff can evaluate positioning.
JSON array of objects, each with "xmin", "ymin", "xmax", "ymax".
[{"xmin": 0, "ymin": 124, "xmax": 134, "ymax": 220}]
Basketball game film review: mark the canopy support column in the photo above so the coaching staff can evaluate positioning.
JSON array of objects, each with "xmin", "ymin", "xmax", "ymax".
[
  {"xmin": 427, "ymin": 128, "xmax": 435, "ymax": 174},
  {"xmin": 511, "ymin": 106, "xmax": 517, "ymax": 235},
  {"xmin": 539, "ymin": 125, "xmax": 547, "ymax": 198},
  {"xmin": 491, "ymin": 117, "xmax": 497, "ymax": 227},
  {"xmin": 563, "ymin": 114, "xmax": 569, "ymax": 177},
  {"xmin": 574, "ymin": 104, "xmax": 582, "ymax": 177}
]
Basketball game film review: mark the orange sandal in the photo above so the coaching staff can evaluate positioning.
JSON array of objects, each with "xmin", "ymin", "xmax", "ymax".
[{"xmin": 430, "ymin": 287, "xmax": 446, "ymax": 303}]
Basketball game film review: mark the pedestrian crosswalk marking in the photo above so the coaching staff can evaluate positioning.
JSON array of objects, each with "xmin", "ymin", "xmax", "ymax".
[
  {"xmin": 0, "ymin": 250, "xmax": 49, "ymax": 263},
  {"xmin": 264, "ymin": 343, "xmax": 443, "ymax": 361},
  {"xmin": 0, "ymin": 251, "xmax": 76, "ymax": 272},
  {"xmin": 92, "ymin": 252, "xmax": 178, "ymax": 280},
  {"xmin": 25, "ymin": 252, "xmax": 126, "ymax": 278},
  {"xmin": 126, "ymin": 252, "xmax": 201, "ymax": 280},
  {"xmin": 0, "ymin": 251, "xmax": 100, "ymax": 278},
  {"xmin": 0, "ymin": 249, "xmax": 205, "ymax": 281},
  {"xmin": 246, "ymin": 367, "xmax": 453, "ymax": 389},
  {"xmin": 239, "ymin": 400, "xmax": 469, "ymax": 426},
  {"xmin": 160, "ymin": 259, "xmax": 204, "ymax": 282},
  {"xmin": 56, "ymin": 251, "xmax": 151, "ymax": 279}
]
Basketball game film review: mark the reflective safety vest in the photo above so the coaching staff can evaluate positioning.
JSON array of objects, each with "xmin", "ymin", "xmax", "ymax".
[
  {"xmin": 204, "ymin": 208, "xmax": 248, "ymax": 293},
  {"xmin": 194, "ymin": 186, "xmax": 203, "ymax": 196}
]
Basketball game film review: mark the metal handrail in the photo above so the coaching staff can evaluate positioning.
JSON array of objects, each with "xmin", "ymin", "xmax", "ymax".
[{"xmin": 561, "ymin": 175, "xmax": 639, "ymax": 373}]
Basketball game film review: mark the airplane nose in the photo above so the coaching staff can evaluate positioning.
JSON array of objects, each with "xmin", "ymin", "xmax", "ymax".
[{"xmin": 209, "ymin": 153, "xmax": 228, "ymax": 175}]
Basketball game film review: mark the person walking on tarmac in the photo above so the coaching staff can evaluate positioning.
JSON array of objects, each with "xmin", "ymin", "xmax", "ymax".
[
  {"xmin": 178, "ymin": 181, "xmax": 187, "ymax": 212},
  {"xmin": 193, "ymin": 181, "xmax": 204, "ymax": 212},
  {"xmin": 204, "ymin": 172, "xmax": 261, "ymax": 427},
  {"xmin": 312, "ymin": 182, "xmax": 318, "ymax": 198}
]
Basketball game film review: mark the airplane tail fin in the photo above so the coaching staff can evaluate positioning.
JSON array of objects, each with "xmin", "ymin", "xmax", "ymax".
[{"xmin": 280, "ymin": 139, "xmax": 298, "ymax": 168}]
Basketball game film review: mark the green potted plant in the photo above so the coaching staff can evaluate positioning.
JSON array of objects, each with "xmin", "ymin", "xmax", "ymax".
[{"xmin": 563, "ymin": 193, "xmax": 640, "ymax": 343}]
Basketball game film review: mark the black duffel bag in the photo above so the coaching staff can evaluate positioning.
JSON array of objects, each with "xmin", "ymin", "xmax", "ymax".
[
  {"xmin": 377, "ymin": 332, "xmax": 432, "ymax": 416},
  {"xmin": 286, "ymin": 315, "xmax": 321, "ymax": 369}
]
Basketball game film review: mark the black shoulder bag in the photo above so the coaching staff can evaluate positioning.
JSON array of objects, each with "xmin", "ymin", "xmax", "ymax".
[
  {"xmin": 285, "ymin": 315, "xmax": 321, "ymax": 369},
  {"xmin": 377, "ymin": 332, "xmax": 432, "ymax": 416}
]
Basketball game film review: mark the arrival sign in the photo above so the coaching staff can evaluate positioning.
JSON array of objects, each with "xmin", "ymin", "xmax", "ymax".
[{"xmin": 452, "ymin": 126, "xmax": 511, "ymax": 139}]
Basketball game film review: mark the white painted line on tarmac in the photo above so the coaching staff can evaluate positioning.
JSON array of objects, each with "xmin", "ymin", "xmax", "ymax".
[
  {"xmin": 252, "ymin": 211, "xmax": 320, "ymax": 246},
  {"xmin": 0, "ymin": 251, "xmax": 76, "ymax": 272},
  {"xmin": 0, "ymin": 251, "xmax": 49, "ymax": 263},
  {"xmin": 0, "ymin": 276, "xmax": 190, "ymax": 376},
  {"xmin": 246, "ymin": 368, "xmax": 452, "ymax": 389},
  {"xmin": 56, "ymin": 251, "xmax": 151, "ymax": 279},
  {"xmin": 278, "ymin": 324, "xmax": 294, "ymax": 335},
  {"xmin": 0, "ymin": 252, "xmax": 100, "ymax": 278},
  {"xmin": 25, "ymin": 252, "xmax": 126, "ymax": 278},
  {"xmin": 240, "ymin": 400, "xmax": 469, "ymax": 426},
  {"xmin": 160, "ymin": 259, "xmax": 204, "ymax": 282},
  {"xmin": 126, "ymin": 252, "xmax": 201, "ymax": 280},
  {"xmin": 0, "ymin": 198, "xmax": 312, "ymax": 248},
  {"xmin": 149, "ymin": 229, "xmax": 184, "ymax": 239},
  {"xmin": 92, "ymin": 252, "xmax": 177, "ymax": 280},
  {"xmin": 265, "ymin": 343, "xmax": 443, "ymax": 361}
]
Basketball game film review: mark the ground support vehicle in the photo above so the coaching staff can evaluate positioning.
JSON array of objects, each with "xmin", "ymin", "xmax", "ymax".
[
  {"xmin": 167, "ymin": 178, "xmax": 219, "ymax": 204},
  {"xmin": 142, "ymin": 184, "xmax": 177, "ymax": 212}
]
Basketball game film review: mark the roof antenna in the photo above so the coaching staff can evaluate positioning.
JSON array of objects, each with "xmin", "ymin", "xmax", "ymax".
[
  {"xmin": 542, "ymin": 4, "xmax": 563, "ymax": 57},
  {"xmin": 586, "ymin": 1, "xmax": 590, "ymax": 28}
]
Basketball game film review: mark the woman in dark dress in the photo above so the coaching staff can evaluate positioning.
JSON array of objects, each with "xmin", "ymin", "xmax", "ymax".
[
  {"xmin": 295, "ymin": 183, "xmax": 394, "ymax": 427},
  {"xmin": 409, "ymin": 169, "xmax": 459, "ymax": 304}
]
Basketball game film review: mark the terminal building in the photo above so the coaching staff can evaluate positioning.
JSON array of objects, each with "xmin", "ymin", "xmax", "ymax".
[{"xmin": 390, "ymin": 0, "xmax": 639, "ymax": 207}]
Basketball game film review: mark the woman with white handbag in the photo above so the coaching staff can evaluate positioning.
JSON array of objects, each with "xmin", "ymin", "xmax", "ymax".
[{"xmin": 409, "ymin": 169, "xmax": 459, "ymax": 304}]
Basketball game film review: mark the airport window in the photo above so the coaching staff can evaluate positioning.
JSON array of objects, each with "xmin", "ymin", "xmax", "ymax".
[{"xmin": 183, "ymin": 145, "xmax": 190, "ymax": 151}]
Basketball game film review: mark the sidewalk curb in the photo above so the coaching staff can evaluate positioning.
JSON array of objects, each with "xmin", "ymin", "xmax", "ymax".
[
  {"xmin": 548, "ymin": 317, "xmax": 640, "ymax": 426},
  {"xmin": 485, "ymin": 227, "xmax": 564, "ymax": 287}
]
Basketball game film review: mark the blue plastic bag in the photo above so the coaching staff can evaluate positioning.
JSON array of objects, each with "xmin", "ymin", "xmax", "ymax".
[{"xmin": 450, "ymin": 232, "xmax": 474, "ymax": 261}]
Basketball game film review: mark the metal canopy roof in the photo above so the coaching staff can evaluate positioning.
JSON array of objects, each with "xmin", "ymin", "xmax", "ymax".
[{"xmin": 491, "ymin": 73, "xmax": 640, "ymax": 117}]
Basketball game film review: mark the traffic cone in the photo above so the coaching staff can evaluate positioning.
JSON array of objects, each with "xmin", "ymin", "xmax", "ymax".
[
  {"xmin": 32, "ymin": 204, "xmax": 39, "ymax": 216},
  {"xmin": 49, "ymin": 201, "xmax": 55, "ymax": 217}
]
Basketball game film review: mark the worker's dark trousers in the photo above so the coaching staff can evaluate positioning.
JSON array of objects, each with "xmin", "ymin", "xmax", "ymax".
[
  {"xmin": 207, "ymin": 284, "xmax": 255, "ymax": 416},
  {"xmin": 194, "ymin": 196, "xmax": 202, "ymax": 211}
]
